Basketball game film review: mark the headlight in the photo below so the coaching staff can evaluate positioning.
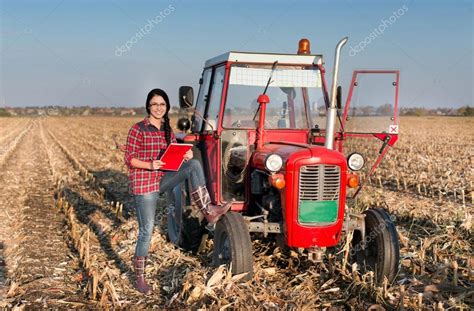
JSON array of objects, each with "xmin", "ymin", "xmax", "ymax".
[
  {"xmin": 347, "ymin": 153, "xmax": 365, "ymax": 171},
  {"xmin": 265, "ymin": 154, "xmax": 283, "ymax": 172}
]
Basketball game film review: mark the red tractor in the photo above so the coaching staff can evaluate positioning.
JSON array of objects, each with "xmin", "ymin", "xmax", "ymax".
[{"xmin": 167, "ymin": 38, "xmax": 400, "ymax": 283}]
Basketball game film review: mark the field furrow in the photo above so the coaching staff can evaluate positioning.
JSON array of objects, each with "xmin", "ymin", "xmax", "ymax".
[{"xmin": 0, "ymin": 121, "xmax": 85, "ymax": 307}]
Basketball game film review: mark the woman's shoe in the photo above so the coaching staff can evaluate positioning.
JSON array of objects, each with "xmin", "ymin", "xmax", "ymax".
[
  {"xmin": 133, "ymin": 256, "xmax": 152, "ymax": 295},
  {"xmin": 191, "ymin": 186, "xmax": 231, "ymax": 224}
]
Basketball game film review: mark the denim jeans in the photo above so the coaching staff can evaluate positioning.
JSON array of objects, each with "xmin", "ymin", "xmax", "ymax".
[{"xmin": 134, "ymin": 159, "xmax": 205, "ymax": 257}]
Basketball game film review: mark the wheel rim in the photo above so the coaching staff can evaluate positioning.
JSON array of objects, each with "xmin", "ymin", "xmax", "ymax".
[
  {"xmin": 167, "ymin": 204, "xmax": 180, "ymax": 235},
  {"xmin": 217, "ymin": 232, "xmax": 232, "ymax": 263},
  {"xmin": 360, "ymin": 237, "xmax": 378, "ymax": 270}
]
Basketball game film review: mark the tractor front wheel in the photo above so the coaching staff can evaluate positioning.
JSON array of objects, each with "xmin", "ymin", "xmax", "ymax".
[
  {"xmin": 213, "ymin": 212, "xmax": 253, "ymax": 281},
  {"xmin": 351, "ymin": 208, "xmax": 400, "ymax": 283}
]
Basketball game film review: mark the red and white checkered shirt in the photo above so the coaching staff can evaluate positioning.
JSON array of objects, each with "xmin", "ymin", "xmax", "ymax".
[{"xmin": 124, "ymin": 117, "xmax": 176, "ymax": 195}]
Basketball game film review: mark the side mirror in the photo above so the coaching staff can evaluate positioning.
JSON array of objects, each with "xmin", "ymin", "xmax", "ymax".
[
  {"xmin": 177, "ymin": 117, "xmax": 191, "ymax": 132},
  {"xmin": 179, "ymin": 86, "xmax": 194, "ymax": 109},
  {"xmin": 336, "ymin": 86, "xmax": 342, "ymax": 109}
]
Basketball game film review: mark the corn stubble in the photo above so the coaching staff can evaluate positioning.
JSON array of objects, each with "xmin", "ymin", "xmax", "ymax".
[{"xmin": 0, "ymin": 116, "xmax": 471, "ymax": 309}]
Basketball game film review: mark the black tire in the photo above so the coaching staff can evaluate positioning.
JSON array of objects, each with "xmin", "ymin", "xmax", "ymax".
[
  {"xmin": 351, "ymin": 208, "xmax": 400, "ymax": 283},
  {"xmin": 213, "ymin": 212, "xmax": 253, "ymax": 281},
  {"xmin": 167, "ymin": 183, "xmax": 205, "ymax": 252}
]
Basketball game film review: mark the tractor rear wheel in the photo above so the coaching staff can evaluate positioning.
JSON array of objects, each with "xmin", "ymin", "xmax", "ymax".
[
  {"xmin": 167, "ymin": 183, "xmax": 205, "ymax": 252},
  {"xmin": 351, "ymin": 208, "xmax": 399, "ymax": 283},
  {"xmin": 213, "ymin": 212, "xmax": 253, "ymax": 281}
]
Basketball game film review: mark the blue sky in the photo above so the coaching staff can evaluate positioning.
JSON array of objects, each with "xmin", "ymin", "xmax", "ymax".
[{"xmin": 0, "ymin": 0, "xmax": 472, "ymax": 108}]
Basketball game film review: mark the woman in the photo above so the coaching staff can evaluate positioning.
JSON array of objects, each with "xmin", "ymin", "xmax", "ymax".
[{"xmin": 124, "ymin": 88, "xmax": 230, "ymax": 294}]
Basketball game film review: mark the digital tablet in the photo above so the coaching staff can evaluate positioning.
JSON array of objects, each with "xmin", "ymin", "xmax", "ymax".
[{"xmin": 159, "ymin": 143, "xmax": 193, "ymax": 171}]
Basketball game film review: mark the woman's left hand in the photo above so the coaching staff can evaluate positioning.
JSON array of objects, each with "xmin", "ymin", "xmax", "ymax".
[{"xmin": 184, "ymin": 150, "xmax": 193, "ymax": 161}]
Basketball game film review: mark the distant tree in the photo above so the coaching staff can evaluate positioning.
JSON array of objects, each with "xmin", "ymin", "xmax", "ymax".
[
  {"xmin": 170, "ymin": 106, "xmax": 180, "ymax": 113},
  {"xmin": 376, "ymin": 103, "xmax": 392, "ymax": 115},
  {"xmin": 0, "ymin": 108, "xmax": 11, "ymax": 117},
  {"xmin": 360, "ymin": 106, "xmax": 375, "ymax": 116},
  {"xmin": 401, "ymin": 108, "xmax": 428, "ymax": 116},
  {"xmin": 459, "ymin": 106, "xmax": 474, "ymax": 116},
  {"xmin": 413, "ymin": 108, "xmax": 427, "ymax": 116}
]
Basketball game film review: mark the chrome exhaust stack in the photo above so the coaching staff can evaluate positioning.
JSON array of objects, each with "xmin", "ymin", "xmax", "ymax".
[{"xmin": 325, "ymin": 37, "xmax": 348, "ymax": 150}]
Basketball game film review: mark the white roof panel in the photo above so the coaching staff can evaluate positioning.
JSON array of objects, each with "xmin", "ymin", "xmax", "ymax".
[{"xmin": 204, "ymin": 51, "xmax": 323, "ymax": 68}]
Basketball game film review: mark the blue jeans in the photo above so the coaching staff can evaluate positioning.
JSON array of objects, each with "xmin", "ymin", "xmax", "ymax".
[{"xmin": 134, "ymin": 159, "xmax": 205, "ymax": 257}]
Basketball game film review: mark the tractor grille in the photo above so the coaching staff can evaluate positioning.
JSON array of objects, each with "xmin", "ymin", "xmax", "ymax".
[{"xmin": 299, "ymin": 165, "xmax": 341, "ymax": 201}]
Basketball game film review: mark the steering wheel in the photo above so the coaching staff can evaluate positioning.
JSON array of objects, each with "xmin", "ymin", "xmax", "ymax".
[{"xmin": 231, "ymin": 120, "xmax": 242, "ymax": 128}]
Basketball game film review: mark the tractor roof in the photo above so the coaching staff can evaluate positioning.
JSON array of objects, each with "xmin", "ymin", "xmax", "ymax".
[{"xmin": 204, "ymin": 51, "xmax": 323, "ymax": 68}]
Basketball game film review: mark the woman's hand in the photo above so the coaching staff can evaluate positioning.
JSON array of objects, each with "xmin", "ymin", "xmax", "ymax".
[
  {"xmin": 184, "ymin": 150, "xmax": 193, "ymax": 161},
  {"xmin": 151, "ymin": 160, "xmax": 166, "ymax": 170}
]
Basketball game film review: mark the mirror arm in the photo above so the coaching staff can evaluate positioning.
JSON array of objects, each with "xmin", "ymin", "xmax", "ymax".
[
  {"xmin": 182, "ymin": 95, "xmax": 192, "ymax": 107},
  {"xmin": 191, "ymin": 108, "xmax": 215, "ymax": 132}
]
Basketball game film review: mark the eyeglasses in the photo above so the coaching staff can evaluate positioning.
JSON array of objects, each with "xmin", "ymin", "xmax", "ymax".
[{"xmin": 149, "ymin": 102, "xmax": 166, "ymax": 107}]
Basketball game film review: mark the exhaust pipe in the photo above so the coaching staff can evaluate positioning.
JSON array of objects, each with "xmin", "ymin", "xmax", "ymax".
[{"xmin": 325, "ymin": 37, "xmax": 348, "ymax": 150}]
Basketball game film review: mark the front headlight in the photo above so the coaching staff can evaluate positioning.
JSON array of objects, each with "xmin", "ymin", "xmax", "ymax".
[
  {"xmin": 347, "ymin": 153, "xmax": 365, "ymax": 171},
  {"xmin": 265, "ymin": 154, "xmax": 283, "ymax": 172}
]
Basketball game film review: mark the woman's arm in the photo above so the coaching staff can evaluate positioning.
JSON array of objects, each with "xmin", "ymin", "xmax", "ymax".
[
  {"xmin": 130, "ymin": 158, "xmax": 165, "ymax": 170},
  {"xmin": 124, "ymin": 125, "xmax": 142, "ymax": 168}
]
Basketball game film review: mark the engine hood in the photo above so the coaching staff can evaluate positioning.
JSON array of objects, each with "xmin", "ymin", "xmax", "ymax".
[{"xmin": 251, "ymin": 142, "xmax": 347, "ymax": 172}]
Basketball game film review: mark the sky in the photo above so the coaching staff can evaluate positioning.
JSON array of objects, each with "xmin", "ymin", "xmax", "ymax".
[{"xmin": 0, "ymin": 0, "xmax": 472, "ymax": 108}]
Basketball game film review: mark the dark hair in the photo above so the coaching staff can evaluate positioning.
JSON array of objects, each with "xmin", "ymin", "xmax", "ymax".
[{"xmin": 146, "ymin": 88, "xmax": 172, "ymax": 145}]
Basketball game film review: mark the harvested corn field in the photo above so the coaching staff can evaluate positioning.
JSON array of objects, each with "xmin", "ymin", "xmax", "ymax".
[{"xmin": 0, "ymin": 116, "xmax": 472, "ymax": 309}]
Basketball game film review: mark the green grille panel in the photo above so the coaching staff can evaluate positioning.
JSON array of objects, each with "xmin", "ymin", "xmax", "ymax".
[{"xmin": 298, "ymin": 200, "xmax": 338, "ymax": 223}]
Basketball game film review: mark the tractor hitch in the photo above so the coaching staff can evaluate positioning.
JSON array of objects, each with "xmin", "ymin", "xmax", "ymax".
[{"xmin": 308, "ymin": 247, "xmax": 326, "ymax": 263}]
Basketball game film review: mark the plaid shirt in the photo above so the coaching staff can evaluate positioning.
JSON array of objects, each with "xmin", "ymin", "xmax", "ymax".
[{"xmin": 125, "ymin": 117, "xmax": 176, "ymax": 195}]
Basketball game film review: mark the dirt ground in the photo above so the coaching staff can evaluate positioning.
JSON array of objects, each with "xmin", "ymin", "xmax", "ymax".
[
  {"xmin": 0, "ymin": 120, "xmax": 83, "ymax": 307},
  {"xmin": 0, "ymin": 116, "xmax": 472, "ymax": 310}
]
